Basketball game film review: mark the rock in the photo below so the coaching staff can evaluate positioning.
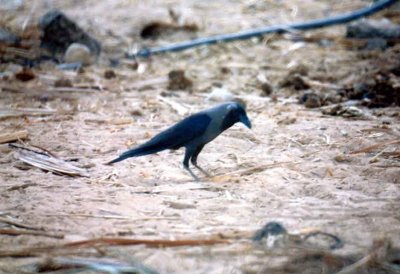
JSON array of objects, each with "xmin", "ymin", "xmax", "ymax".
[
  {"xmin": 206, "ymin": 87, "xmax": 234, "ymax": 102},
  {"xmin": 167, "ymin": 69, "xmax": 192, "ymax": 90},
  {"xmin": 364, "ymin": 38, "xmax": 388, "ymax": 51},
  {"xmin": 39, "ymin": 10, "xmax": 101, "ymax": 58},
  {"xmin": 64, "ymin": 43, "xmax": 93, "ymax": 65},
  {"xmin": 346, "ymin": 19, "xmax": 400, "ymax": 40},
  {"xmin": 0, "ymin": 28, "xmax": 19, "ymax": 44},
  {"xmin": 346, "ymin": 19, "xmax": 400, "ymax": 50}
]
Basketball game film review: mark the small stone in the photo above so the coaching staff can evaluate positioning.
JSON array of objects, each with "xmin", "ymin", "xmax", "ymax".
[
  {"xmin": 64, "ymin": 43, "xmax": 93, "ymax": 66},
  {"xmin": 321, "ymin": 104, "xmax": 343, "ymax": 115},
  {"xmin": 39, "ymin": 10, "xmax": 101, "ymax": 57},
  {"xmin": 206, "ymin": 87, "xmax": 234, "ymax": 102},
  {"xmin": 334, "ymin": 154, "xmax": 352, "ymax": 163},
  {"xmin": 278, "ymin": 116, "xmax": 296, "ymax": 125},
  {"xmin": 54, "ymin": 78, "xmax": 72, "ymax": 87},
  {"xmin": 167, "ymin": 69, "xmax": 192, "ymax": 90},
  {"xmin": 130, "ymin": 109, "xmax": 143, "ymax": 116},
  {"xmin": 104, "ymin": 69, "xmax": 116, "ymax": 79},
  {"xmin": 165, "ymin": 201, "xmax": 196, "ymax": 209}
]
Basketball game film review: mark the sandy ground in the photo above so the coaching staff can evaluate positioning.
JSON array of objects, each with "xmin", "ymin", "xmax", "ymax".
[{"xmin": 1, "ymin": 0, "xmax": 400, "ymax": 273}]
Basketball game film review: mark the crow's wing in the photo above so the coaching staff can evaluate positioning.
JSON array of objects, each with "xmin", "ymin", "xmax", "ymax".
[
  {"xmin": 145, "ymin": 112, "xmax": 212, "ymax": 150},
  {"xmin": 107, "ymin": 113, "xmax": 211, "ymax": 164}
]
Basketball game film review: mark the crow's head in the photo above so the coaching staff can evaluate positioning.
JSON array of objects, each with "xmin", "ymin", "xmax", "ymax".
[{"xmin": 222, "ymin": 102, "xmax": 252, "ymax": 130}]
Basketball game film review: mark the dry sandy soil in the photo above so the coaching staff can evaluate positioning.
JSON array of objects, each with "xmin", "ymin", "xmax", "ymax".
[{"xmin": 0, "ymin": 0, "xmax": 400, "ymax": 273}]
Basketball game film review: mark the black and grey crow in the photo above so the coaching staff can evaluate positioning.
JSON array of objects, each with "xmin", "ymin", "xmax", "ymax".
[{"xmin": 107, "ymin": 102, "xmax": 252, "ymax": 180}]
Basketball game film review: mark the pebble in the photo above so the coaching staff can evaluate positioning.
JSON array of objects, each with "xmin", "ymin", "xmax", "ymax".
[{"xmin": 64, "ymin": 43, "xmax": 93, "ymax": 66}]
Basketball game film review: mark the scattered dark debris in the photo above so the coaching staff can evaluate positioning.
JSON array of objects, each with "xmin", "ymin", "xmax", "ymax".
[
  {"xmin": 265, "ymin": 237, "xmax": 400, "ymax": 274},
  {"xmin": 140, "ymin": 21, "xmax": 198, "ymax": 40},
  {"xmin": 104, "ymin": 69, "xmax": 116, "ymax": 79},
  {"xmin": 260, "ymin": 81, "xmax": 273, "ymax": 96},
  {"xmin": 301, "ymin": 92, "xmax": 322, "ymax": 108},
  {"xmin": 343, "ymin": 69, "xmax": 400, "ymax": 108},
  {"xmin": 346, "ymin": 19, "xmax": 400, "ymax": 50},
  {"xmin": 321, "ymin": 104, "xmax": 364, "ymax": 117},
  {"xmin": 39, "ymin": 10, "xmax": 101, "ymax": 58},
  {"xmin": 279, "ymin": 74, "xmax": 310, "ymax": 90},
  {"xmin": 130, "ymin": 109, "xmax": 143, "ymax": 116},
  {"xmin": 15, "ymin": 67, "xmax": 35, "ymax": 82},
  {"xmin": 167, "ymin": 69, "xmax": 193, "ymax": 90},
  {"xmin": 253, "ymin": 222, "xmax": 343, "ymax": 251}
]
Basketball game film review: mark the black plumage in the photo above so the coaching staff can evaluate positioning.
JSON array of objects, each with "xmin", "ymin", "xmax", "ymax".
[{"xmin": 107, "ymin": 102, "xmax": 252, "ymax": 180}]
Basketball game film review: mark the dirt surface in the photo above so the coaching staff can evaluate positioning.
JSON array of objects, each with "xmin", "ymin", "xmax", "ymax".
[{"xmin": 1, "ymin": 1, "xmax": 400, "ymax": 273}]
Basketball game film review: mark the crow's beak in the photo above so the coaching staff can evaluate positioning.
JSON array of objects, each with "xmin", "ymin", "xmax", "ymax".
[{"xmin": 240, "ymin": 115, "xmax": 252, "ymax": 129}]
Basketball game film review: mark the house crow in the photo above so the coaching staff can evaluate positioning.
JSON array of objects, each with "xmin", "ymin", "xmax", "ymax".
[{"xmin": 107, "ymin": 102, "xmax": 252, "ymax": 180}]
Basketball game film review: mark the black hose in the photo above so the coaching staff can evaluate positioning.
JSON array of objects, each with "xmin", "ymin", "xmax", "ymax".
[{"xmin": 130, "ymin": 0, "xmax": 398, "ymax": 58}]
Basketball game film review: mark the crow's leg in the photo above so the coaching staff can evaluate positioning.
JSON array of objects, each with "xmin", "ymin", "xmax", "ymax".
[
  {"xmin": 190, "ymin": 145, "xmax": 210, "ymax": 177},
  {"xmin": 183, "ymin": 148, "xmax": 199, "ymax": 181}
]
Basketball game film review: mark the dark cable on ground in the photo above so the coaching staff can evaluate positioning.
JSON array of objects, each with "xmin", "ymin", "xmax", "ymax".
[{"xmin": 129, "ymin": 0, "xmax": 398, "ymax": 58}]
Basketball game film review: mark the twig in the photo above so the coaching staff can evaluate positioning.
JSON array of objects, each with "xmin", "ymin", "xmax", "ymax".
[
  {"xmin": 335, "ymin": 238, "xmax": 390, "ymax": 274},
  {"xmin": 0, "ymin": 229, "xmax": 63, "ymax": 239},
  {"xmin": 0, "ymin": 107, "xmax": 56, "ymax": 120},
  {"xmin": 42, "ymin": 213, "xmax": 179, "ymax": 221},
  {"xmin": 64, "ymin": 237, "xmax": 228, "ymax": 248},
  {"xmin": 157, "ymin": 96, "xmax": 189, "ymax": 116},
  {"xmin": 350, "ymin": 139, "xmax": 400, "ymax": 154},
  {"xmin": 213, "ymin": 161, "xmax": 300, "ymax": 178},
  {"xmin": 0, "ymin": 216, "xmax": 43, "ymax": 231},
  {"xmin": 127, "ymin": 77, "xmax": 168, "ymax": 90},
  {"xmin": 0, "ymin": 130, "xmax": 28, "ymax": 144},
  {"xmin": 0, "ymin": 237, "xmax": 228, "ymax": 258}
]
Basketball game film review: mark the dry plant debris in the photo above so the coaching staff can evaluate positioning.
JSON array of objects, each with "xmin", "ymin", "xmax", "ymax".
[{"xmin": 11, "ymin": 144, "xmax": 89, "ymax": 177}]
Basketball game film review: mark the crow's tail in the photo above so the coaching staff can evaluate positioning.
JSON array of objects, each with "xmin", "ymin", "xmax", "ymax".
[{"xmin": 106, "ymin": 142, "xmax": 169, "ymax": 165}]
